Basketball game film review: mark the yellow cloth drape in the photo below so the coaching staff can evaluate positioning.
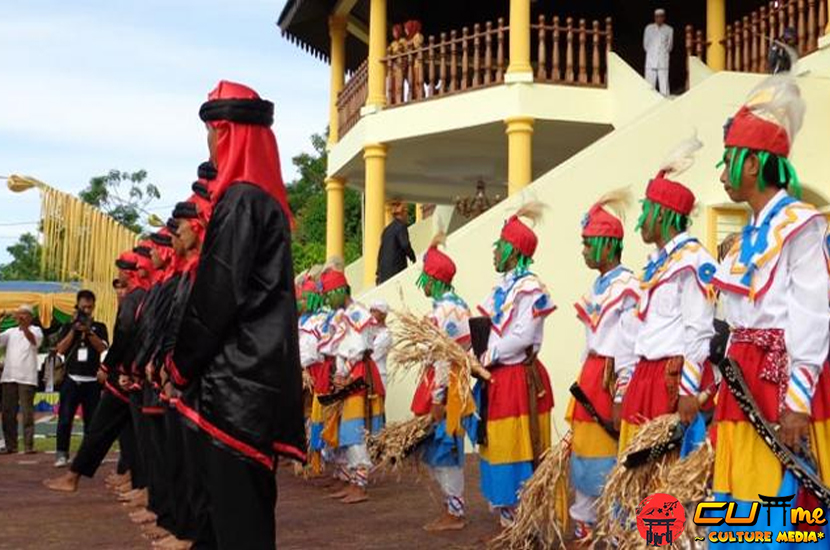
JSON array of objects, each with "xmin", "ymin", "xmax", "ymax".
[
  {"xmin": 39, "ymin": 187, "xmax": 138, "ymax": 331},
  {"xmin": 0, "ymin": 292, "xmax": 77, "ymax": 328}
]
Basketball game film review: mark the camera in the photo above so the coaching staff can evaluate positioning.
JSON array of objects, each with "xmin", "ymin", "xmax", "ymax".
[{"xmin": 75, "ymin": 310, "xmax": 92, "ymax": 328}]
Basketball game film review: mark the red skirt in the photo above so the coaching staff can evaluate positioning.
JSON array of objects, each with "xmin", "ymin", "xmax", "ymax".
[
  {"xmin": 485, "ymin": 362, "xmax": 554, "ymax": 421},
  {"xmin": 717, "ymin": 342, "xmax": 830, "ymax": 423},
  {"xmin": 308, "ymin": 358, "xmax": 333, "ymax": 395},
  {"xmin": 411, "ymin": 367, "xmax": 435, "ymax": 416},
  {"xmin": 622, "ymin": 356, "xmax": 715, "ymax": 424},
  {"xmin": 349, "ymin": 358, "xmax": 386, "ymax": 398},
  {"xmin": 571, "ymin": 355, "xmax": 613, "ymax": 423}
]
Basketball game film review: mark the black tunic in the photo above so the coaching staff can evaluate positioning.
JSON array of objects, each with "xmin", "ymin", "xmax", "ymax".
[
  {"xmin": 376, "ymin": 218, "xmax": 416, "ymax": 284},
  {"xmin": 102, "ymin": 288, "xmax": 145, "ymax": 397},
  {"xmin": 172, "ymin": 183, "xmax": 305, "ymax": 469}
]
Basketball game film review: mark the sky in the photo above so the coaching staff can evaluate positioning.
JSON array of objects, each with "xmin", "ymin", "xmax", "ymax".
[{"xmin": 0, "ymin": 0, "xmax": 329, "ymax": 264}]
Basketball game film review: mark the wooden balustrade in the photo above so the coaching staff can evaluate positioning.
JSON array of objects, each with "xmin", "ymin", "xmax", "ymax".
[
  {"xmin": 534, "ymin": 15, "xmax": 613, "ymax": 85},
  {"xmin": 336, "ymin": 60, "xmax": 369, "ymax": 137},
  {"xmin": 684, "ymin": 25, "xmax": 710, "ymax": 89},
  {"xmin": 723, "ymin": 0, "xmax": 828, "ymax": 72},
  {"xmin": 336, "ymin": 15, "xmax": 614, "ymax": 138}
]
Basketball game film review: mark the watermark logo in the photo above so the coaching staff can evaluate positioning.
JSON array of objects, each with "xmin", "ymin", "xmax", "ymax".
[
  {"xmin": 692, "ymin": 493, "xmax": 827, "ymax": 544},
  {"xmin": 636, "ymin": 493, "xmax": 687, "ymax": 546}
]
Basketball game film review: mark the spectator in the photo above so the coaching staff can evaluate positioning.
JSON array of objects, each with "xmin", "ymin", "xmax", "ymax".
[
  {"xmin": 376, "ymin": 201, "xmax": 416, "ymax": 284},
  {"xmin": 769, "ymin": 27, "xmax": 797, "ymax": 74},
  {"xmin": 54, "ymin": 290, "xmax": 109, "ymax": 467},
  {"xmin": 643, "ymin": 8, "xmax": 673, "ymax": 96},
  {"xmin": 0, "ymin": 305, "xmax": 44, "ymax": 454},
  {"xmin": 369, "ymin": 299, "xmax": 392, "ymax": 389}
]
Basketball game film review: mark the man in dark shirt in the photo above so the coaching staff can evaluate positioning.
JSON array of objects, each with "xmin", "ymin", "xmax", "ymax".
[
  {"xmin": 54, "ymin": 290, "xmax": 108, "ymax": 467},
  {"xmin": 376, "ymin": 201, "xmax": 416, "ymax": 284}
]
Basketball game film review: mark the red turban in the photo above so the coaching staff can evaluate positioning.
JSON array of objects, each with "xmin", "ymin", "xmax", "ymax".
[
  {"xmin": 200, "ymin": 80, "xmax": 293, "ymax": 227},
  {"xmin": 582, "ymin": 204, "xmax": 624, "ymax": 239},
  {"xmin": 500, "ymin": 215, "xmax": 538, "ymax": 257},
  {"xmin": 320, "ymin": 269, "xmax": 349, "ymax": 293},
  {"xmin": 645, "ymin": 174, "xmax": 696, "ymax": 217},
  {"xmin": 423, "ymin": 246, "xmax": 456, "ymax": 285}
]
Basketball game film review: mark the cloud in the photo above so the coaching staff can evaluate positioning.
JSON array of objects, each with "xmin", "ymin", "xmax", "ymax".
[{"xmin": 0, "ymin": 0, "xmax": 330, "ymax": 263}]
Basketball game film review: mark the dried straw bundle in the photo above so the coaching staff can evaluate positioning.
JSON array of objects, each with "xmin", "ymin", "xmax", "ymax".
[
  {"xmin": 656, "ymin": 438, "xmax": 714, "ymax": 505},
  {"xmin": 488, "ymin": 433, "xmax": 573, "ymax": 550},
  {"xmin": 594, "ymin": 414, "xmax": 680, "ymax": 549},
  {"xmin": 367, "ymin": 415, "xmax": 433, "ymax": 471},
  {"xmin": 389, "ymin": 311, "xmax": 490, "ymax": 409}
]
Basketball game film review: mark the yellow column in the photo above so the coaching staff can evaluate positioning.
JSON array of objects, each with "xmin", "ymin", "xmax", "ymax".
[
  {"xmin": 325, "ymin": 177, "xmax": 346, "ymax": 260},
  {"xmin": 366, "ymin": 0, "xmax": 387, "ymax": 109},
  {"xmin": 506, "ymin": 0, "xmax": 533, "ymax": 79},
  {"xmin": 706, "ymin": 0, "xmax": 726, "ymax": 71},
  {"xmin": 328, "ymin": 16, "xmax": 348, "ymax": 144},
  {"xmin": 415, "ymin": 203, "xmax": 423, "ymax": 223},
  {"xmin": 363, "ymin": 143, "xmax": 388, "ymax": 287},
  {"xmin": 505, "ymin": 116, "xmax": 534, "ymax": 196}
]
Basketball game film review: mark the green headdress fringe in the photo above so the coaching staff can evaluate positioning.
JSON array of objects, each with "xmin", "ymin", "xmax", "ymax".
[
  {"xmin": 495, "ymin": 239, "xmax": 533, "ymax": 273},
  {"xmin": 635, "ymin": 199, "xmax": 688, "ymax": 243},
  {"xmin": 303, "ymin": 291, "xmax": 324, "ymax": 313},
  {"xmin": 587, "ymin": 236, "xmax": 623, "ymax": 263},
  {"xmin": 717, "ymin": 147, "xmax": 802, "ymax": 199},
  {"xmin": 416, "ymin": 271, "xmax": 454, "ymax": 297},
  {"xmin": 323, "ymin": 286, "xmax": 349, "ymax": 307}
]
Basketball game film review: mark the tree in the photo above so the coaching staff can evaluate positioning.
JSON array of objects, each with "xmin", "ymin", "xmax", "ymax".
[
  {"xmin": 0, "ymin": 233, "xmax": 43, "ymax": 280},
  {"xmin": 288, "ymin": 132, "xmax": 363, "ymax": 273},
  {"xmin": 79, "ymin": 169, "xmax": 161, "ymax": 233}
]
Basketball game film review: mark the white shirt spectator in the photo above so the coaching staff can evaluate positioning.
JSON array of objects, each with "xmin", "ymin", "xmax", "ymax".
[
  {"xmin": 644, "ymin": 22, "xmax": 674, "ymax": 69},
  {"xmin": 0, "ymin": 326, "xmax": 44, "ymax": 386}
]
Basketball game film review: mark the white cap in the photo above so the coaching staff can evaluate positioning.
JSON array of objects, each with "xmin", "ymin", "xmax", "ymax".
[
  {"xmin": 369, "ymin": 299, "xmax": 389, "ymax": 314},
  {"xmin": 16, "ymin": 304, "xmax": 34, "ymax": 316},
  {"xmin": 655, "ymin": 8, "xmax": 666, "ymax": 15}
]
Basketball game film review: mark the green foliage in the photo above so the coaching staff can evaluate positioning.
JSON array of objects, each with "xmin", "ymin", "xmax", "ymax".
[
  {"xmin": 0, "ymin": 233, "xmax": 45, "ymax": 281},
  {"xmin": 288, "ymin": 132, "xmax": 362, "ymax": 273},
  {"xmin": 79, "ymin": 169, "xmax": 161, "ymax": 233}
]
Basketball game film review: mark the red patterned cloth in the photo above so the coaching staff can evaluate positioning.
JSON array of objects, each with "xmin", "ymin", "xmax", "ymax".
[{"xmin": 730, "ymin": 328, "xmax": 788, "ymax": 411}]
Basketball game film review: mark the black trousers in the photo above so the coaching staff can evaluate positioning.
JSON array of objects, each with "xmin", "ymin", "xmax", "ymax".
[
  {"xmin": 56, "ymin": 378, "xmax": 101, "ymax": 454},
  {"xmin": 147, "ymin": 411, "xmax": 174, "ymax": 532},
  {"xmin": 184, "ymin": 423, "xmax": 214, "ymax": 548},
  {"xmin": 71, "ymin": 390, "xmax": 136, "ymax": 480},
  {"xmin": 195, "ymin": 433, "xmax": 277, "ymax": 550},
  {"xmin": 129, "ymin": 392, "xmax": 152, "ymax": 494},
  {"xmin": 166, "ymin": 406, "xmax": 195, "ymax": 540}
]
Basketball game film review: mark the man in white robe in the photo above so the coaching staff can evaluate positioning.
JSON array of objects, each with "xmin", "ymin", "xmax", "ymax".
[{"xmin": 643, "ymin": 8, "xmax": 673, "ymax": 96}]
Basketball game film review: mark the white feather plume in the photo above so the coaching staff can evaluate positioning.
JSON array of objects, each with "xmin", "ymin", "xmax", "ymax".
[
  {"xmin": 659, "ymin": 133, "xmax": 704, "ymax": 176},
  {"xmin": 744, "ymin": 73, "xmax": 805, "ymax": 145}
]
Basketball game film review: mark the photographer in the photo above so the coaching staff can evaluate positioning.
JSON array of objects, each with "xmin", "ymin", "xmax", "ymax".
[{"xmin": 54, "ymin": 290, "xmax": 108, "ymax": 467}]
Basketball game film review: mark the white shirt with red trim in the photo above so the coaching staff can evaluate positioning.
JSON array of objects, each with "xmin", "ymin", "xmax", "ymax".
[
  {"xmin": 575, "ymin": 266, "xmax": 641, "ymax": 403},
  {"xmin": 635, "ymin": 232, "xmax": 717, "ymax": 397},
  {"xmin": 713, "ymin": 190, "xmax": 830, "ymax": 415},
  {"xmin": 298, "ymin": 311, "xmax": 327, "ymax": 369},
  {"xmin": 428, "ymin": 292, "xmax": 472, "ymax": 401},
  {"xmin": 478, "ymin": 269, "xmax": 556, "ymax": 367},
  {"xmin": 318, "ymin": 301, "xmax": 377, "ymax": 377}
]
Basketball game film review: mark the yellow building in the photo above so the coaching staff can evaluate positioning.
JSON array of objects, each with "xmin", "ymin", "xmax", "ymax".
[{"xmin": 279, "ymin": 0, "xmax": 830, "ymax": 426}]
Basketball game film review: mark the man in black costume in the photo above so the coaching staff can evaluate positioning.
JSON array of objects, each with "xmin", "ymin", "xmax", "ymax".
[{"xmin": 171, "ymin": 80, "xmax": 305, "ymax": 550}]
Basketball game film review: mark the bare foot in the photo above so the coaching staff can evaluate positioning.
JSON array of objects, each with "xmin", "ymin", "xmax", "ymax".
[
  {"xmin": 129, "ymin": 508, "xmax": 157, "ymax": 524},
  {"xmin": 113, "ymin": 481, "xmax": 133, "ymax": 494},
  {"xmin": 106, "ymin": 472, "xmax": 130, "ymax": 487},
  {"xmin": 153, "ymin": 535, "xmax": 193, "ymax": 549},
  {"xmin": 141, "ymin": 524, "xmax": 169, "ymax": 541},
  {"xmin": 340, "ymin": 485, "xmax": 368, "ymax": 504},
  {"xmin": 43, "ymin": 472, "xmax": 80, "ymax": 493},
  {"xmin": 118, "ymin": 488, "xmax": 142, "ymax": 501},
  {"xmin": 423, "ymin": 513, "xmax": 466, "ymax": 532},
  {"xmin": 326, "ymin": 482, "xmax": 351, "ymax": 499}
]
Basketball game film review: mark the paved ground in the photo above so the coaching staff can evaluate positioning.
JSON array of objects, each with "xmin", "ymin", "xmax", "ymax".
[{"xmin": 0, "ymin": 450, "xmax": 507, "ymax": 550}]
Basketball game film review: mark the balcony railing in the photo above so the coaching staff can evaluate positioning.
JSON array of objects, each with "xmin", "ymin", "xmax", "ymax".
[
  {"xmin": 337, "ymin": 60, "xmax": 369, "ymax": 137},
  {"xmin": 723, "ymin": 0, "xmax": 828, "ymax": 72},
  {"xmin": 334, "ymin": 14, "xmax": 615, "ymax": 136}
]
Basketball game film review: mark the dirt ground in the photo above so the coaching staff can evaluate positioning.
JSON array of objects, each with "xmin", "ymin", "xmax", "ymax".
[{"xmin": 0, "ymin": 451, "xmax": 514, "ymax": 550}]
